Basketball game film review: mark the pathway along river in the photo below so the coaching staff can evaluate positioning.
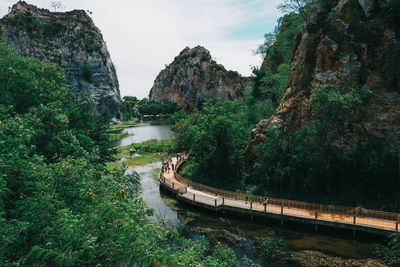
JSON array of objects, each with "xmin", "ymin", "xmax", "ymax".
[{"xmin": 118, "ymin": 120, "xmax": 380, "ymax": 265}]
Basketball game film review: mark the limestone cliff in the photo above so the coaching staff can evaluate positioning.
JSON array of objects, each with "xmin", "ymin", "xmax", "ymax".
[
  {"xmin": 0, "ymin": 1, "xmax": 120, "ymax": 118},
  {"xmin": 247, "ymin": 0, "xmax": 400, "ymax": 159},
  {"xmin": 149, "ymin": 46, "xmax": 251, "ymax": 111}
]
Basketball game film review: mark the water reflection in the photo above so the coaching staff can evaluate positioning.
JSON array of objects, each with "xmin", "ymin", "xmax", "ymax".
[{"xmin": 113, "ymin": 120, "xmax": 176, "ymax": 147}]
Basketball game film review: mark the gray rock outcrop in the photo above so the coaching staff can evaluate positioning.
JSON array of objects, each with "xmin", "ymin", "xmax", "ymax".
[
  {"xmin": 0, "ymin": 1, "xmax": 120, "ymax": 118},
  {"xmin": 149, "ymin": 46, "xmax": 251, "ymax": 111}
]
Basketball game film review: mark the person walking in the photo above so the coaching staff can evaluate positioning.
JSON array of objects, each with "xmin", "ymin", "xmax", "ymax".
[{"xmin": 263, "ymin": 196, "xmax": 268, "ymax": 211}]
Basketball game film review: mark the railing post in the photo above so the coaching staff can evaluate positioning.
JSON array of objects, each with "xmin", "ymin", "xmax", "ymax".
[
  {"xmin": 215, "ymin": 199, "xmax": 217, "ymax": 207},
  {"xmin": 315, "ymin": 211, "xmax": 318, "ymax": 219},
  {"xmin": 250, "ymin": 202, "xmax": 252, "ymax": 210},
  {"xmin": 281, "ymin": 206, "xmax": 283, "ymax": 215},
  {"xmin": 172, "ymin": 182, "xmax": 174, "ymax": 189},
  {"xmin": 353, "ymin": 215, "xmax": 356, "ymax": 224},
  {"xmin": 222, "ymin": 197, "xmax": 224, "ymax": 205},
  {"xmin": 193, "ymin": 194, "xmax": 195, "ymax": 201},
  {"xmin": 396, "ymin": 221, "xmax": 398, "ymax": 231}
]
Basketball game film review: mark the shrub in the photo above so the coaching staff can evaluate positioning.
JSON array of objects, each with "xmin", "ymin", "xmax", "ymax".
[
  {"xmin": 81, "ymin": 63, "xmax": 93, "ymax": 83},
  {"xmin": 254, "ymin": 232, "xmax": 291, "ymax": 263},
  {"xmin": 131, "ymin": 138, "xmax": 177, "ymax": 153},
  {"xmin": 376, "ymin": 233, "xmax": 400, "ymax": 266}
]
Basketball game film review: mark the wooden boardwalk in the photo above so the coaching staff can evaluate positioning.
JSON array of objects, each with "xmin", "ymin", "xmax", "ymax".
[{"xmin": 159, "ymin": 155, "xmax": 400, "ymax": 235}]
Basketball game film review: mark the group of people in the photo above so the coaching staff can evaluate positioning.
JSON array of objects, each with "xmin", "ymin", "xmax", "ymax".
[
  {"xmin": 161, "ymin": 156, "xmax": 174, "ymax": 174},
  {"xmin": 245, "ymin": 190, "xmax": 269, "ymax": 209}
]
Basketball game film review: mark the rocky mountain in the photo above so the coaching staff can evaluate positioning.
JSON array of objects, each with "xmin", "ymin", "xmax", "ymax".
[
  {"xmin": 149, "ymin": 46, "xmax": 251, "ymax": 111},
  {"xmin": 247, "ymin": 0, "xmax": 400, "ymax": 159},
  {"xmin": 0, "ymin": 1, "xmax": 120, "ymax": 118}
]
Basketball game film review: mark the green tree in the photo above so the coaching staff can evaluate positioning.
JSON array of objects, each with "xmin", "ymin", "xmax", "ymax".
[
  {"xmin": 0, "ymin": 42, "xmax": 255, "ymax": 266},
  {"xmin": 171, "ymin": 100, "xmax": 251, "ymax": 189}
]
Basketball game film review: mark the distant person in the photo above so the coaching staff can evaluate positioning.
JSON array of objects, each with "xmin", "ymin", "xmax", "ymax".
[
  {"xmin": 172, "ymin": 163, "xmax": 175, "ymax": 170},
  {"xmin": 263, "ymin": 196, "xmax": 268, "ymax": 211},
  {"xmin": 245, "ymin": 191, "xmax": 249, "ymax": 204}
]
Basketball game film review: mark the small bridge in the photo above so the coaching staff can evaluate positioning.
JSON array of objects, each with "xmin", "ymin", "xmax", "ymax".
[{"xmin": 159, "ymin": 154, "xmax": 400, "ymax": 236}]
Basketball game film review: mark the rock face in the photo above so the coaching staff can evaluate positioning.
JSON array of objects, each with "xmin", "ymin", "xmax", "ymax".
[
  {"xmin": 0, "ymin": 1, "xmax": 120, "ymax": 118},
  {"xmin": 247, "ymin": 0, "xmax": 400, "ymax": 159},
  {"xmin": 149, "ymin": 46, "xmax": 251, "ymax": 111}
]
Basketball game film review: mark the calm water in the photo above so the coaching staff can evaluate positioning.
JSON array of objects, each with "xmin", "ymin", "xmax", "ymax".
[
  {"xmin": 122, "ymin": 121, "xmax": 377, "ymax": 262},
  {"xmin": 113, "ymin": 120, "xmax": 175, "ymax": 147}
]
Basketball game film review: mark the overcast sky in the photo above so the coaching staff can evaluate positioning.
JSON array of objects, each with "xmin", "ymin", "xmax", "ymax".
[{"xmin": 0, "ymin": 0, "xmax": 283, "ymax": 98}]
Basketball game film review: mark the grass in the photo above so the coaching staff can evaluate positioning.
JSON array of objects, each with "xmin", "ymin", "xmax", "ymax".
[
  {"xmin": 132, "ymin": 138, "xmax": 176, "ymax": 153},
  {"xmin": 107, "ymin": 119, "xmax": 138, "ymax": 132},
  {"xmin": 108, "ymin": 132, "xmax": 134, "ymax": 141},
  {"xmin": 106, "ymin": 145, "xmax": 167, "ymax": 171}
]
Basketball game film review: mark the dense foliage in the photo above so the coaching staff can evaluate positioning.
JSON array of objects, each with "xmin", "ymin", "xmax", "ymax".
[
  {"xmin": 376, "ymin": 233, "xmax": 400, "ymax": 267},
  {"xmin": 138, "ymin": 98, "xmax": 176, "ymax": 116},
  {"xmin": 170, "ymin": 100, "xmax": 251, "ymax": 189},
  {"xmin": 0, "ymin": 43, "xmax": 253, "ymax": 266},
  {"xmin": 252, "ymin": 12, "xmax": 302, "ymax": 101},
  {"xmin": 119, "ymin": 96, "xmax": 176, "ymax": 121},
  {"xmin": 254, "ymin": 232, "xmax": 291, "ymax": 263},
  {"xmin": 249, "ymin": 13, "xmax": 303, "ymax": 125},
  {"xmin": 247, "ymin": 84, "xmax": 399, "ymax": 209},
  {"xmin": 120, "ymin": 96, "xmax": 140, "ymax": 121}
]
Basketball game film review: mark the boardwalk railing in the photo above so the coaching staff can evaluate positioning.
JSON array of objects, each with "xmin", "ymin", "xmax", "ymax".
[{"xmin": 166, "ymin": 153, "xmax": 400, "ymax": 230}]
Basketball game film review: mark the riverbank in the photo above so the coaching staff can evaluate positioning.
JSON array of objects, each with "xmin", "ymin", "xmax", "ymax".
[
  {"xmin": 106, "ymin": 122, "xmax": 386, "ymax": 267},
  {"xmin": 105, "ymin": 145, "xmax": 164, "ymax": 170}
]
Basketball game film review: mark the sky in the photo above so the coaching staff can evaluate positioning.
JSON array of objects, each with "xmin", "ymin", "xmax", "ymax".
[{"xmin": 0, "ymin": 0, "xmax": 283, "ymax": 98}]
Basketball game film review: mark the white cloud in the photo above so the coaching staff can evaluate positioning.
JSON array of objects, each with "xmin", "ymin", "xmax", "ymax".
[{"xmin": 0, "ymin": 0, "xmax": 283, "ymax": 98}]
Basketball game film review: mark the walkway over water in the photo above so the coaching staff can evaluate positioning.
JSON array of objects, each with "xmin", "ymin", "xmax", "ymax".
[{"xmin": 159, "ymin": 154, "xmax": 400, "ymax": 236}]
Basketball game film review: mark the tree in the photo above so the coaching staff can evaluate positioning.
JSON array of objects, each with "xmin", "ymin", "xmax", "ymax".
[
  {"xmin": 51, "ymin": 1, "xmax": 64, "ymax": 12},
  {"xmin": 278, "ymin": 0, "xmax": 311, "ymax": 22}
]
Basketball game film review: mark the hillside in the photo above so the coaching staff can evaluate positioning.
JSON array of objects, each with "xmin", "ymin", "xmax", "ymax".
[
  {"xmin": 149, "ymin": 46, "xmax": 251, "ymax": 111},
  {"xmin": 247, "ymin": 0, "xmax": 400, "ymax": 156},
  {"xmin": 0, "ymin": 1, "xmax": 121, "ymax": 118}
]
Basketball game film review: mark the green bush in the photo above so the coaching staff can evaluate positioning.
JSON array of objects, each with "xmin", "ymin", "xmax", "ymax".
[
  {"xmin": 80, "ymin": 63, "xmax": 93, "ymax": 83},
  {"xmin": 3, "ymin": 11, "xmax": 66, "ymax": 37},
  {"xmin": 376, "ymin": 233, "xmax": 400, "ymax": 266},
  {"xmin": 254, "ymin": 232, "xmax": 291, "ymax": 263},
  {"xmin": 131, "ymin": 138, "xmax": 177, "ymax": 153},
  {"xmin": 43, "ymin": 20, "xmax": 67, "ymax": 36}
]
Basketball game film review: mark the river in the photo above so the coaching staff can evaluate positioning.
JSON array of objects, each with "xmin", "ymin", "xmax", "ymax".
[
  {"xmin": 119, "ymin": 120, "xmax": 378, "ymax": 265},
  {"xmin": 113, "ymin": 120, "xmax": 175, "ymax": 147}
]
